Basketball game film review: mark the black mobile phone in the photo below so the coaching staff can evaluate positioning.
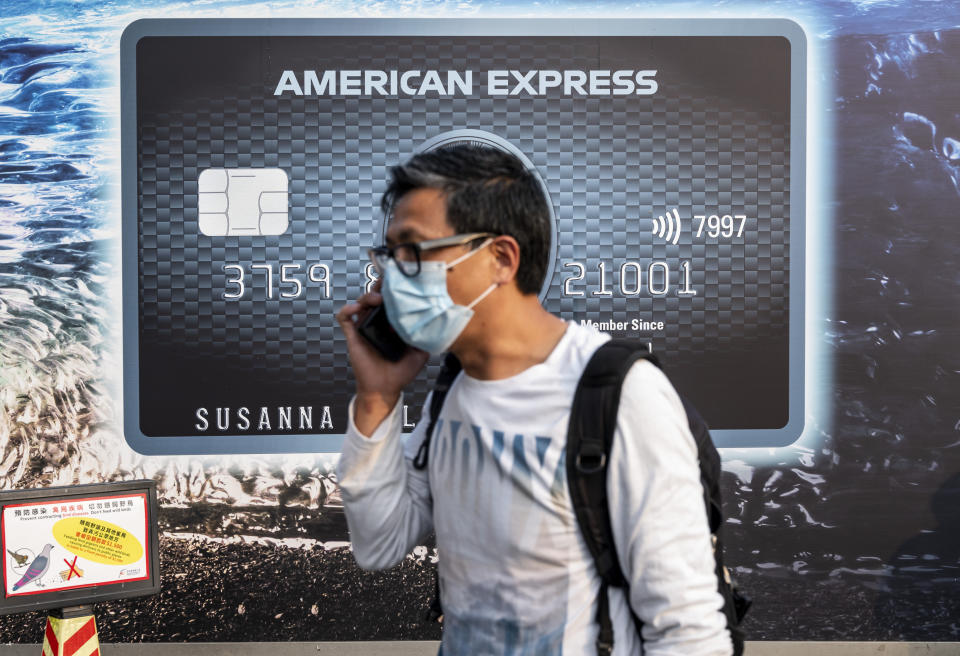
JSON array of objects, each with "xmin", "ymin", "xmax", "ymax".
[{"xmin": 357, "ymin": 304, "xmax": 410, "ymax": 362}]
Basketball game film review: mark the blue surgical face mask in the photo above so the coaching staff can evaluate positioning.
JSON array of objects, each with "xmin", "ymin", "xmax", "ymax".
[{"xmin": 380, "ymin": 239, "xmax": 497, "ymax": 355}]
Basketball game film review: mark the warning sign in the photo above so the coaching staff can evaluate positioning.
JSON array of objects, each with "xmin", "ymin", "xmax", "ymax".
[{"xmin": 1, "ymin": 494, "xmax": 150, "ymax": 597}]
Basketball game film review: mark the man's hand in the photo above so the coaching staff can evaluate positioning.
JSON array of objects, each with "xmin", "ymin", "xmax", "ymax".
[{"xmin": 335, "ymin": 281, "xmax": 429, "ymax": 436}]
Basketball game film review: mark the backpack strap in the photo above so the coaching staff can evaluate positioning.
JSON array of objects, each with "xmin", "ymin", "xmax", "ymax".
[
  {"xmin": 415, "ymin": 353, "xmax": 463, "ymax": 624},
  {"xmin": 413, "ymin": 353, "xmax": 462, "ymax": 471},
  {"xmin": 566, "ymin": 339, "xmax": 658, "ymax": 656}
]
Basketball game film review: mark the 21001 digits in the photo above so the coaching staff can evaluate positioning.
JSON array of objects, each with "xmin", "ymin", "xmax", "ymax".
[{"xmin": 562, "ymin": 261, "xmax": 697, "ymax": 298}]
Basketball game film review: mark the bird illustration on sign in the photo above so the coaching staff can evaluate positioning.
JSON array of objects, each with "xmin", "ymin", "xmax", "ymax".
[
  {"xmin": 7, "ymin": 548, "xmax": 29, "ymax": 568},
  {"xmin": 12, "ymin": 544, "xmax": 53, "ymax": 590}
]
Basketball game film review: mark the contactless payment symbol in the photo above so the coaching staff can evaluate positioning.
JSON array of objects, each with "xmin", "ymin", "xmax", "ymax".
[{"xmin": 197, "ymin": 168, "xmax": 289, "ymax": 236}]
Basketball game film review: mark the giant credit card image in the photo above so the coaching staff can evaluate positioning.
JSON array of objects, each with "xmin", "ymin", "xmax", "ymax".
[{"xmin": 120, "ymin": 19, "xmax": 806, "ymax": 454}]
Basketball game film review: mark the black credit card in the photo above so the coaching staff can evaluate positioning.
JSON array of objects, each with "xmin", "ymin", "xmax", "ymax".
[{"xmin": 121, "ymin": 18, "xmax": 806, "ymax": 453}]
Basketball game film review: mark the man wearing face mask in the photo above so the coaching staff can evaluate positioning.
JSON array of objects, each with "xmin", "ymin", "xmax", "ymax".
[{"xmin": 335, "ymin": 145, "xmax": 731, "ymax": 656}]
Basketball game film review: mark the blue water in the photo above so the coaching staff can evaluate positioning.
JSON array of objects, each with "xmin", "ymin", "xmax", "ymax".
[{"xmin": 1, "ymin": 0, "xmax": 960, "ymax": 640}]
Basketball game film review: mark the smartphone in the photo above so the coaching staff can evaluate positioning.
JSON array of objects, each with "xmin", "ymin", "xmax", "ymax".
[{"xmin": 357, "ymin": 304, "xmax": 410, "ymax": 362}]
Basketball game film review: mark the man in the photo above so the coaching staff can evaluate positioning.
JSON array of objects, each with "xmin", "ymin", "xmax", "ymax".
[{"xmin": 335, "ymin": 145, "xmax": 731, "ymax": 655}]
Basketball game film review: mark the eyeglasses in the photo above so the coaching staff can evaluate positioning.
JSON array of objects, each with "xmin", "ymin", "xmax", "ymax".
[{"xmin": 368, "ymin": 232, "xmax": 496, "ymax": 277}]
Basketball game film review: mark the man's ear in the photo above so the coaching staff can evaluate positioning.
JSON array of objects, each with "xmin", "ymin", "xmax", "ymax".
[{"xmin": 490, "ymin": 236, "xmax": 521, "ymax": 286}]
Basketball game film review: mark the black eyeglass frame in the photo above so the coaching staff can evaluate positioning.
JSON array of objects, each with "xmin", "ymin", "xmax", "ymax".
[{"xmin": 368, "ymin": 232, "xmax": 496, "ymax": 277}]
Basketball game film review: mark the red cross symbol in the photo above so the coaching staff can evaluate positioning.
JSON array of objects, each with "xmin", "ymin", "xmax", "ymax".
[{"xmin": 64, "ymin": 556, "xmax": 80, "ymax": 580}]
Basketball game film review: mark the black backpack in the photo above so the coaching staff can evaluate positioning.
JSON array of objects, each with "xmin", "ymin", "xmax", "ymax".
[{"xmin": 413, "ymin": 339, "xmax": 750, "ymax": 655}]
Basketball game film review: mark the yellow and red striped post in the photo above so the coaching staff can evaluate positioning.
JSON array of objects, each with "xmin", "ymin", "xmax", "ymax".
[{"xmin": 41, "ymin": 606, "xmax": 99, "ymax": 656}]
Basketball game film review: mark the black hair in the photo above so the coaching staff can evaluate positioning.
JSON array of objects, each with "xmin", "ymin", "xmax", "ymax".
[{"xmin": 381, "ymin": 144, "xmax": 551, "ymax": 295}]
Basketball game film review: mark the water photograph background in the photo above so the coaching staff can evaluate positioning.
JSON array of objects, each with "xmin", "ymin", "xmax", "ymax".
[{"xmin": 0, "ymin": 0, "xmax": 959, "ymax": 644}]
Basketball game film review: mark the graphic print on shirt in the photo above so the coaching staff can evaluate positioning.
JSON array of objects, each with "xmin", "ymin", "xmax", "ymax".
[{"xmin": 429, "ymin": 414, "xmax": 573, "ymax": 655}]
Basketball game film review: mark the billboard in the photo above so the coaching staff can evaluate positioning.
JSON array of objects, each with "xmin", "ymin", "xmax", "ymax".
[{"xmin": 6, "ymin": 5, "xmax": 959, "ymax": 647}]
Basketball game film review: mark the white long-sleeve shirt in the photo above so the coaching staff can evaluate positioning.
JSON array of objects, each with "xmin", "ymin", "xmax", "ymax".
[{"xmin": 337, "ymin": 321, "xmax": 731, "ymax": 655}]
